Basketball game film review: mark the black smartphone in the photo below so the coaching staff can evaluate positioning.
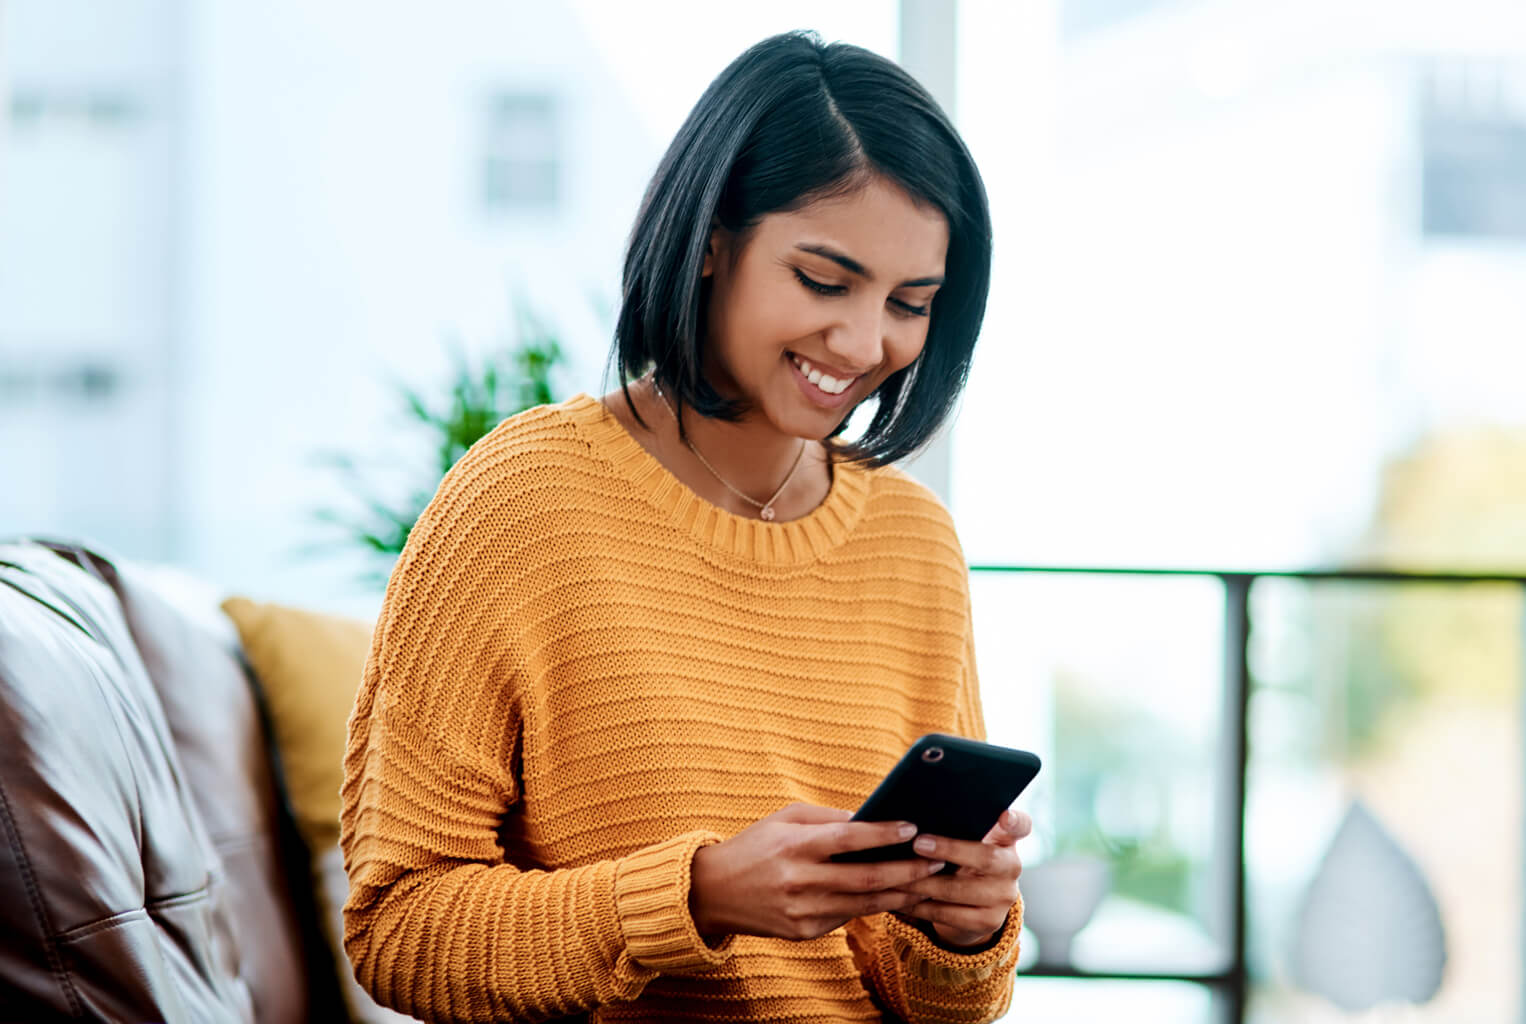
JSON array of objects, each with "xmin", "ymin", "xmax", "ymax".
[{"xmin": 831, "ymin": 734, "xmax": 1041, "ymax": 871}]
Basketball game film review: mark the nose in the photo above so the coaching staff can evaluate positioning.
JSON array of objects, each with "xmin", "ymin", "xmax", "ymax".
[{"xmin": 823, "ymin": 309, "xmax": 885, "ymax": 375}]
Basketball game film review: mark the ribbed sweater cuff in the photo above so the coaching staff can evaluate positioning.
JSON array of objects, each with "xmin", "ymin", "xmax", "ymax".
[
  {"xmin": 614, "ymin": 830, "xmax": 735, "ymax": 975},
  {"xmin": 886, "ymin": 890, "xmax": 1024, "ymax": 987}
]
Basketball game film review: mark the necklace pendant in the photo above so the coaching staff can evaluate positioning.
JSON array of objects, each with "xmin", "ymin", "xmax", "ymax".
[{"xmin": 760, "ymin": 505, "xmax": 776, "ymax": 522}]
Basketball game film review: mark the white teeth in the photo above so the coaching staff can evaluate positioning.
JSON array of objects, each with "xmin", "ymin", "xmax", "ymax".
[{"xmin": 793, "ymin": 355, "xmax": 854, "ymax": 395}]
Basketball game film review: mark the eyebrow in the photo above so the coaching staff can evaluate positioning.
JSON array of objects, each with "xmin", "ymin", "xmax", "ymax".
[{"xmin": 794, "ymin": 243, "xmax": 944, "ymax": 288}]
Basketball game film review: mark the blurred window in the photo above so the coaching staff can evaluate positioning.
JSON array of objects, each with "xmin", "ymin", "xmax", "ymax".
[
  {"xmin": 482, "ymin": 92, "xmax": 560, "ymax": 212},
  {"xmin": 8, "ymin": 89, "xmax": 141, "ymax": 132},
  {"xmin": 1244, "ymin": 578, "xmax": 1521, "ymax": 1022},
  {"xmin": 973, "ymin": 571, "xmax": 1233, "ymax": 978},
  {"xmin": 1421, "ymin": 61, "xmax": 1526, "ymax": 240}
]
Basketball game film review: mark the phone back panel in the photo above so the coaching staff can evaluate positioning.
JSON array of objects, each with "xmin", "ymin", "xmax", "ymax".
[{"xmin": 834, "ymin": 734, "xmax": 1041, "ymax": 865}]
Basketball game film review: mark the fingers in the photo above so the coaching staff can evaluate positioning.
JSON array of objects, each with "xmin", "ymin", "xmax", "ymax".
[
  {"xmin": 897, "ymin": 868, "xmax": 1017, "ymax": 908},
  {"xmin": 775, "ymin": 803, "xmax": 854, "ymax": 825},
  {"xmin": 1003, "ymin": 809, "xmax": 1034, "ymax": 841},
  {"xmin": 912, "ymin": 833, "xmax": 1010, "ymax": 875},
  {"xmin": 980, "ymin": 809, "xmax": 1034, "ymax": 847},
  {"xmin": 895, "ymin": 822, "xmax": 1020, "ymax": 946},
  {"xmin": 775, "ymin": 804, "xmax": 924, "ymax": 851},
  {"xmin": 770, "ymin": 859, "xmax": 941, "ymax": 940},
  {"xmin": 818, "ymin": 886, "xmax": 933, "ymax": 920},
  {"xmin": 825, "ymin": 855, "xmax": 947, "ymax": 894},
  {"xmin": 810, "ymin": 818, "xmax": 920, "ymax": 858},
  {"xmin": 773, "ymin": 886, "xmax": 936, "ymax": 940}
]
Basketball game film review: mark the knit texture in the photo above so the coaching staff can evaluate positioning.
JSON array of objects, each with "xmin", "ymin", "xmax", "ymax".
[{"xmin": 339, "ymin": 394, "xmax": 1022, "ymax": 1024}]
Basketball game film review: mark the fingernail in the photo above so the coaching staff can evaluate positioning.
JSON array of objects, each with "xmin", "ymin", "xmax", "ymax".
[
  {"xmin": 914, "ymin": 835, "xmax": 937, "ymax": 855},
  {"xmin": 927, "ymin": 861, "xmax": 946, "ymax": 874},
  {"xmin": 898, "ymin": 822, "xmax": 917, "ymax": 840}
]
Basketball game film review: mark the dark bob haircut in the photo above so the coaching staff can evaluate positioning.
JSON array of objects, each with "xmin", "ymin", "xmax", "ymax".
[{"xmin": 613, "ymin": 30, "xmax": 992, "ymax": 468}]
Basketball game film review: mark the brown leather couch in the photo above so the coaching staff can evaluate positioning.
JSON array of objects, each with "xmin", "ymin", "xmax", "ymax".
[{"xmin": 0, "ymin": 539, "xmax": 351, "ymax": 1022}]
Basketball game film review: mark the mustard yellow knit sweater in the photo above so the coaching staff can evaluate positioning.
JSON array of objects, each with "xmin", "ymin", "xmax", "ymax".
[{"xmin": 339, "ymin": 394, "xmax": 1022, "ymax": 1024}]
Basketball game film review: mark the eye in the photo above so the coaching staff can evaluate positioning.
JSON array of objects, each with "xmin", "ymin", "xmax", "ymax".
[
  {"xmin": 795, "ymin": 266, "xmax": 932, "ymax": 318},
  {"xmin": 793, "ymin": 268, "xmax": 846, "ymax": 296}
]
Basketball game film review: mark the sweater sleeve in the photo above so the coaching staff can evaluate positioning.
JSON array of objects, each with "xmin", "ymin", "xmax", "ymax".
[
  {"xmin": 843, "ymin": 584, "xmax": 1022, "ymax": 1024},
  {"xmin": 338, "ymin": 443, "xmax": 733, "ymax": 1023}
]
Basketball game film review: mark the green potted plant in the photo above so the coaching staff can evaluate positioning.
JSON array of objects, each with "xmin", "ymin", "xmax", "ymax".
[{"xmin": 312, "ymin": 311, "xmax": 564, "ymax": 585}]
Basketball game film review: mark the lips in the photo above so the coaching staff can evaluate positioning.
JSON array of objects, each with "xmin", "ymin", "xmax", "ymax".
[{"xmin": 789, "ymin": 353, "xmax": 859, "ymax": 396}]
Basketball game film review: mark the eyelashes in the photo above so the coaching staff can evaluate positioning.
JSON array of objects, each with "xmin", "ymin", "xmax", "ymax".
[
  {"xmin": 792, "ymin": 268, "xmax": 931, "ymax": 318},
  {"xmin": 793, "ymin": 268, "xmax": 844, "ymax": 296}
]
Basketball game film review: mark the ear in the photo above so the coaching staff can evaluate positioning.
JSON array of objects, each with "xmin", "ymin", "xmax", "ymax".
[{"xmin": 701, "ymin": 224, "xmax": 728, "ymax": 278}]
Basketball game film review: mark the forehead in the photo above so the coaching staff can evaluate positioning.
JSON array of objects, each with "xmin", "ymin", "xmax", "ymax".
[{"xmin": 753, "ymin": 177, "xmax": 950, "ymax": 273}]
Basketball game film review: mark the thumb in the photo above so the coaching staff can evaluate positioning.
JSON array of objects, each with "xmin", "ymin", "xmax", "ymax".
[
  {"xmin": 984, "ymin": 809, "xmax": 1030, "ymax": 846},
  {"xmin": 775, "ymin": 802, "xmax": 854, "ymax": 825}
]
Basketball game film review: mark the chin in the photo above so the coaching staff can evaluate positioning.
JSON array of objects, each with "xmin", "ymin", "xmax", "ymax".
[{"xmin": 788, "ymin": 408, "xmax": 852, "ymax": 442}]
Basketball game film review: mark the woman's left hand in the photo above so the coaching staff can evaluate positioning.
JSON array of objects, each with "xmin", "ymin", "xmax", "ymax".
[{"xmin": 894, "ymin": 809, "xmax": 1033, "ymax": 948}]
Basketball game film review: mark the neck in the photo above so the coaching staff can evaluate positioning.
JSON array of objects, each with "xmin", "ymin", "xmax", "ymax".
[{"xmin": 644, "ymin": 378, "xmax": 827, "ymax": 518}]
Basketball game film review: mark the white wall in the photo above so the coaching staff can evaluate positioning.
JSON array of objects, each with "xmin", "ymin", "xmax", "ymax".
[
  {"xmin": 176, "ymin": 2, "xmax": 655, "ymax": 611},
  {"xmin": 1, "ymin": 1, "xmax": 901, "ymax": 612},
  {"xmin": 952, "ymin": 0, "xmax": 1526, "ymax": 571},
  {"xmin": 0, "ymin": 0, "xmax": 181, "ymax": 559},
  {"xmin": 28, "ymin": 0, "xmax": 1517, "ymax": 591},
  {"xmin": 175, "ymin": 2, "xmax": 899, "ymax": 612}
]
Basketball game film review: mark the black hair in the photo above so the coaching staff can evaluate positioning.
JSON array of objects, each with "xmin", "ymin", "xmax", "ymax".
[{"xmin": 613, "ymin": 30, "xmax": 991, "ymax": 467}]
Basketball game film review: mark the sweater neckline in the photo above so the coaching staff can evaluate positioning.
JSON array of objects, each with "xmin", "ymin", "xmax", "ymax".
[{"xmin": 561, "ymin": 393, "xmax": 870, "ymax": 566}]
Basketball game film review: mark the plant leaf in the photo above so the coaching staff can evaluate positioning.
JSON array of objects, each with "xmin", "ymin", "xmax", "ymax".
[{"xmin": 307, "ymin": 315, "xmax": 565, "ymax": 584}]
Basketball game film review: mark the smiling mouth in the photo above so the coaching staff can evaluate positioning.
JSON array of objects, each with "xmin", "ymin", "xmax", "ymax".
[{"xmin": 789, "ymin": 353, "xmax": 858, "ymax": 396}]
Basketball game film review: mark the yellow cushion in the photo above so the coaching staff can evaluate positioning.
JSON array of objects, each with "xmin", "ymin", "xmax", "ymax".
[
  {"xmin": 220, "ymin": 597, "xmax": 371, "ymax": 852},
  {"xmin": 220, "ymin": 597, "xmax": 412, "ymax": 1023}
]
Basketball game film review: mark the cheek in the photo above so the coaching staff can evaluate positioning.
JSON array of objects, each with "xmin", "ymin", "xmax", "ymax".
[
  {"xmin": 885, "ymin": 323, "xmax": 931, "ymax": 373},
  {"xmin": 727, "ymin": 281, "xmax": 820, "ymax": 353}
]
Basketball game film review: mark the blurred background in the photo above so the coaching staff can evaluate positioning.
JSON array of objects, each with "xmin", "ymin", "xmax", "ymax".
[{"xmin": 2, "ymin": 0, "xmax": 1524, "ymax": 1020}]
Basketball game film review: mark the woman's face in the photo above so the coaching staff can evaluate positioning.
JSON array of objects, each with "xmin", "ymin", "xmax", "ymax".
[{"xmin": 702, "ymin": 175, "xmax": 950, "ymax": 440}]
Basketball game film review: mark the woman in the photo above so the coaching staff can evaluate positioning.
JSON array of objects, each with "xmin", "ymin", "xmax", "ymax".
[{"xmin": 340, "ymin": 30, "xmax": 1031, "ymax": 1024}]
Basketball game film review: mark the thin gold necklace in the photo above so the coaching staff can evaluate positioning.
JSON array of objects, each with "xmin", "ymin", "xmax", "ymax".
[{"xmin": 651, "ymin": 380, "xmax": 806, "ymax": 522}]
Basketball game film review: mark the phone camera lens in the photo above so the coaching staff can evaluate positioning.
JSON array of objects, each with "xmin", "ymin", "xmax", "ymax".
[{"xmin": 921, "ymin": 746, "xmax": 945, "ymax": 764}]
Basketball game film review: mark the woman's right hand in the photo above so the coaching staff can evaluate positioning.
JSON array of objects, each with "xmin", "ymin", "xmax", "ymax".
[{"xmin": 688, "ymin": 803, "xmax": 946, "ymax": 941}]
